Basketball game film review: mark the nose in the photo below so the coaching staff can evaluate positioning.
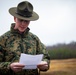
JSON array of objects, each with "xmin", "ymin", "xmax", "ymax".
[{"xmin": 21, "ymin": 21, "xmax": 25, "ymax": 26}]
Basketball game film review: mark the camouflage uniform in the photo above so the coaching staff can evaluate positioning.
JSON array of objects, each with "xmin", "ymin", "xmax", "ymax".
[{"xmin": 0, "ymin": 23, "xmax": 50, "ymax": 75}]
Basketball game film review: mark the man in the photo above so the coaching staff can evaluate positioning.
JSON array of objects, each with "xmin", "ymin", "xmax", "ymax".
[{"xmin": 0, "ymin": 1, "xmax": 50, "ymax": 75}]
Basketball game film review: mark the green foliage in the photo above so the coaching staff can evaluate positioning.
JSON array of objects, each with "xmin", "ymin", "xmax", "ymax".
[
  {"xmin": 47, "ymin": 42, "xmax": 76, "ymax": 59},
  {"xmin": 48, "ymin": 49, "xmax": 76, "ymax": 59}
]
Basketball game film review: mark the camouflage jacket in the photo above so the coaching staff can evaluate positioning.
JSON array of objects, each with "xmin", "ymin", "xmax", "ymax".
[{"xmin": 0, "ymin": 23, "xmax": 50, "ymax": 75}]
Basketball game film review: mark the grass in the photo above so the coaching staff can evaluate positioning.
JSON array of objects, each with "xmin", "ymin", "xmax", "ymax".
[{"xmin": 40, "ymin": 58, "xmax": 76, "ymax": 75}]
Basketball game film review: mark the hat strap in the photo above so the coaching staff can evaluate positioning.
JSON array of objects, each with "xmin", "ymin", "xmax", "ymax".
[{"xmin": 16, "ymin": 11, "xmax": 32, "ymax": 17}]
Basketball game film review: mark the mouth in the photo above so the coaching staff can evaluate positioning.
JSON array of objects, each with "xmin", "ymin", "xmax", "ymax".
[{"xmin": 20, "ymin": 26, "xmax": 26, "ymax": 29}]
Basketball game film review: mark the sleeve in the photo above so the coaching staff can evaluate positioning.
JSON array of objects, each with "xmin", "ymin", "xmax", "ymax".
[
  {"xmin": 36, "ymin": 37, "xmax": 50, "ymax": 71},
  {"xmin": 0, "ymin": 36, "xmax": 11, "ymax": 74},
  {"xmin": 40, "ymin": 43, "xmax": 50, "ymax": 71}
]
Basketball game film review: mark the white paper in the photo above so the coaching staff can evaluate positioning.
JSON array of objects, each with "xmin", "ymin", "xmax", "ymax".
[{"xmin": 19, "ymin": 53, "xmax": 43, "ymax": 69}]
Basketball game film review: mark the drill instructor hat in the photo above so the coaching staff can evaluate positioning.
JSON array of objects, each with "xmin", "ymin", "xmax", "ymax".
[{"xmin": 9, "ymin": 1, "xmax": 39, "ymax": 21}]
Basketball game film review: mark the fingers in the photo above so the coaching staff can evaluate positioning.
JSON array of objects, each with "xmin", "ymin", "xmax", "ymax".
[
  {"xmin": 10, "ymin": 62, "xmax": 25, "ymax": 72},
  {"xmin": 37, "ymin": 61, "xmax": 48, "ymax": 71},
  {"xmin": 37, "ymin": 64, "xmax": 48, "ymax": 71},
  {"xmin": 38, "ymin": 61, "xmax": 48, "ymax": 66},
  {"xmin": 12, "ymin": 67, "xmax": 22, "ymax": 72}
]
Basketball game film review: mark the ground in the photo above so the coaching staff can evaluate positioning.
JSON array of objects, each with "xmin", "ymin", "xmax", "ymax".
[{"xmin": 40, "ymin": 58, "xmax": 76, "ymax": 75}]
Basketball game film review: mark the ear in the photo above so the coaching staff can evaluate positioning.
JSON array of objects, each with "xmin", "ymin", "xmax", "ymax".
[{"xmin": 14, "ymin": 16, "xmax": 16, "ymax": 22}]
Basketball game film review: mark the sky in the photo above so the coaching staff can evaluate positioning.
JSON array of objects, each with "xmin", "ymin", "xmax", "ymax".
[{"xmin": 0, "ymin": 0, "xmax": 76, "ymax": 46}]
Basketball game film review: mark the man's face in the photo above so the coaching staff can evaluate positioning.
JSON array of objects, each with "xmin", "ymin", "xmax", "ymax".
[{"xmin": 14, "ymin": 17, "xmax": 30, "ymax": 33}]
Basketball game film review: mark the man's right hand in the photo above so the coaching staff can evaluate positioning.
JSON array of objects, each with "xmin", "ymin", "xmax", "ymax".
[{"xmin": 10, "ymin": 62, "xmax": 25, "ymax": 72}]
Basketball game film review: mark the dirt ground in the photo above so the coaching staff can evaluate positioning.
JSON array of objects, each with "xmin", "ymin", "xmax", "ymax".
[{"xmin": 40, "ymin": 58, "xmax": 76, "ymax": 75}]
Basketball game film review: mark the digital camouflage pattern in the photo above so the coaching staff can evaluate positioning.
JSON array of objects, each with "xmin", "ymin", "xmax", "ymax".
[{"xmin": 0, "ymin": 23, "xmax": 50, "ymax": 75}]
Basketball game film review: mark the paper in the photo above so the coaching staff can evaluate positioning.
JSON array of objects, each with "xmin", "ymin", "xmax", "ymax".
[{"xmin": 19, "ymin": 53, "xmax": 43, "ymax": 69}]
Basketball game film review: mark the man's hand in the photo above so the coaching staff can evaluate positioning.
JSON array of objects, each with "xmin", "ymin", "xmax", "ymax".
[
  {"xmin": 37, "ymin": 61, "xmax": 48, "ymax": 71},
  {"xmin": 10, "ymin": 62, "xmax": 25, "ymax": 72}
]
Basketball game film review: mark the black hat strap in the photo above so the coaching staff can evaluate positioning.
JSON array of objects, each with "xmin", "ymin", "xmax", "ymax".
[{"xmin": 16, "ymin": 9, "xmax": 32, "ymax": 17}]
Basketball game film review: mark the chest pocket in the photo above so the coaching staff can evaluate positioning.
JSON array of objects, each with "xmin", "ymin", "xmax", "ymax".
[{"xmin": 21, "ymin": 39, "xmax": 37, "ymax": 55}]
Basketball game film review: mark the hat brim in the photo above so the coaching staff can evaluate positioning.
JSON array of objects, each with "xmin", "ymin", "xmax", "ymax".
[{"xmin": 9, "ymin": 7, "xmax": 39, "ymax": 21}]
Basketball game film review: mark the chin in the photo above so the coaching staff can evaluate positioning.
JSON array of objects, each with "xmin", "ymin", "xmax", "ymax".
[
  {"xmin": 19, "ymin": 30, "xmax": 25, "ymax": 33},
  {"xmin": 19, "ymin": 28, "xmax": 26, "ymax": 33}
]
